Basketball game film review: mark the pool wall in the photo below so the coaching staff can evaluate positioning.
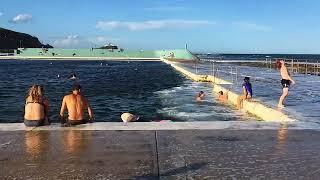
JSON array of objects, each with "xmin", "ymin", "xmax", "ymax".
[
  {"xmin": 163, "ymin": 58, "xmax": 292, "ymax": 122},
  {"xmin": 163, "ymin": 59, "xmax": 232, "ymax": 85},
  {"xmin": 10, "ymin": 48, "xmax": 195, "ymax": 60}
]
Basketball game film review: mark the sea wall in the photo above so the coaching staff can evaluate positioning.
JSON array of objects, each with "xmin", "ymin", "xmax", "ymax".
[
  {"xmin": 162, "ymin": 59, "xmax": 232, "ymax": 84},
  {"xmin": 163, "ymin": 59, "xmax": 291, "ymax": 121},
  {"xmin": 15, "ymin": 48, "xmax": 195, "ymax": 60},
  {"xmin": 212, "ymin": 85, "xmax": 290, "ymax": 121}
]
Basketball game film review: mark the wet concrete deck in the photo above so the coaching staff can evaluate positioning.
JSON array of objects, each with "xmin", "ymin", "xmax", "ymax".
[{"xmin": 1, "ymin": 129, "xmax": 320, "ymax": 179}]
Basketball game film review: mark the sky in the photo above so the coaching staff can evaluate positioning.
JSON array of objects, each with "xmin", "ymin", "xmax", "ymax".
[{"xmin": 1, "ymin": 0, "xmax": 320, "ymax": 53}]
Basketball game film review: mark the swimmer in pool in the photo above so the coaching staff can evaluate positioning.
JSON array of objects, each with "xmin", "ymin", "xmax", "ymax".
[
  {"xmin": 68, "ymin": 73, "xmax": 77, "ymax": 80},
  {"xmin": 196, "ymin": 91, "xmax": 205, "ymax": 101},
  {"xmin": 121, "ymin": 113, "xmax": 139, "ymax": 124},
  {"xmin": 237, "ymin": 77, "xmax": 253, "ymax": 109},
  {"xmin": 218, "ymin": 90, "xmax": 228, "ymax": 102},
  {"xmin": 276, "ymin": 59, "xmax": 296, "ymax": 108}
]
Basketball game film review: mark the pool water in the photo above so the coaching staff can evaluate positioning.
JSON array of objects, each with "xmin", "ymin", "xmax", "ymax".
[
  {"xmin": 0, "ymin": 60, "xmax": 257, "ymax": 123},
  {"xmin": 177, "ymin": 61, "xmax": 320, "ymax": 123}
]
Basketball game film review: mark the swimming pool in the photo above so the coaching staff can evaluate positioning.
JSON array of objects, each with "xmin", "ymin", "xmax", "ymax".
[
  {"xmin": 177, "ymin": 61, "xmax": 320, "ymax": 123},
  {"xmin": 0, "ymin": 60, "xmax": 257, "ymax": 122}
]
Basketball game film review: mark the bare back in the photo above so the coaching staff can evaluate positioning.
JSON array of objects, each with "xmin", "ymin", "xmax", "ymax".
[
  {"xmin": 24, "ymin": 96, "xmax": 48, "ymax": 120},
  {"xmin": 62, "ymin": 94, "xmax": 88, "ymax": 120}
]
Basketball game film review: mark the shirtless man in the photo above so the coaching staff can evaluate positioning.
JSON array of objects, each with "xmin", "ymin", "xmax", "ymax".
[
  {"xmin": 60, "ymin": 84, "xmax": 94, "ymax": 126},
  {"xmin": 276, "ymin": 60, "xmax": 296, "ymax": 108}
]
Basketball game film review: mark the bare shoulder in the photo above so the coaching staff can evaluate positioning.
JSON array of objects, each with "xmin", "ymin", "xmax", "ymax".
[
  {"xmin": 25, "ymin": 96, "xmax": 32, "ymax": 102},
  {"xmin": 63, "ymin": 94, "xmax": 72, "ymax": 101}
]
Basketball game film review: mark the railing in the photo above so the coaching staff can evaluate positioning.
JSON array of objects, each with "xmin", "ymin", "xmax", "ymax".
[{"xmin": 196, "ymin": 57, "xmax": 320, "ymax": 76}]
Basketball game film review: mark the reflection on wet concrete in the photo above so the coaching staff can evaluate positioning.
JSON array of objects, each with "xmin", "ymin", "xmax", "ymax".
[
  {"xmin": 2, "ymin": 130, "xmax": 320, "ymax": 179},
  {"xmin": 61, "ymin": 130, "xmax": 92, "ymax": 155},
  {"xmin": 157, "ymin": 130, "xmax": 320, "ymax": 179},
  {"xmin": 276, "ymin": 123, "xmax": 288, "ymax": 153},
  {"xmin": 25, "ymin": 131, "xmax": 50, "ymax": 158}
]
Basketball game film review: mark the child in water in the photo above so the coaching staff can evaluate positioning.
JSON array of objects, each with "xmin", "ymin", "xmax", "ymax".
[
  {"xmin": 218, "ymin": 90, "xmax": 228, "ymax": 102},
  {"xmin": 237, "ymin": 77, "xmax": 252, "ymax": 109},
  {"xmin": 196, "ymin": 91, "xmax": 205, "ymax": 101}
]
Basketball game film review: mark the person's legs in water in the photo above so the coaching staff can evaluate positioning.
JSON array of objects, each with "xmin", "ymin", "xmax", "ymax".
[{"xmin": 278, "ymin": 87, "xmax": 289, "ymax": 108}]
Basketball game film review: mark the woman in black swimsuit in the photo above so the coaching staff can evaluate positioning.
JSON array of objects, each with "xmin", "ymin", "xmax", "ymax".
[{"xmin": 24, "ymin": 85, "xmax": 50, "ymax": 127}]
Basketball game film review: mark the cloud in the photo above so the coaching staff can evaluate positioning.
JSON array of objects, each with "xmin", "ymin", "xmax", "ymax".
[
  {"xmin": 88, "ymin": 36, "xmax": 120, "ymax": 45},
  {"xmin": 52, "ymin": 35, "xmax": 119, "ymax": 48},
  {"xmin": 10, "ymin": 14, "xmax": 32, "ymax": 23},
  {"xmin": 53, "ymin": 35, "xmax": 81, "ymax": 48},
  {"xmin": 0, "ymin": 12, "xmax": 3, "ymax": 17},
  {"xmin": 96, "ymin": 19, "xmax": 215, "ymax": 31},
  {"xmin": 144, "ymin": 7, "xmax": 188, "ymax": 11},
  {"xmin": 232, "ymin": 22, "xmax": 272, "ymax": 32}
]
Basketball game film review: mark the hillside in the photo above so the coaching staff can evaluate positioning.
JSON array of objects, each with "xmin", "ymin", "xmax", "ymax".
[{"xmin": 0, "ymin": 27, "xmax": 52, "ymax": 52}]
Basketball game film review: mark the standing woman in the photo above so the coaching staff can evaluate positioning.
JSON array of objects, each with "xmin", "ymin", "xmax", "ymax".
[
  {"xmin": 24, "ymin": 85, "xmax": 50, "ymax": 127},
  {"xmin": 276, "ymin": 60, "xmax": 296, "ymax": 108}
]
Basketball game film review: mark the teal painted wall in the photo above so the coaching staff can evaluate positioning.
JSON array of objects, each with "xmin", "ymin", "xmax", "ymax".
[{"xmin": 16, "ymin": 48, "xmax": 196, "ymax": 60}]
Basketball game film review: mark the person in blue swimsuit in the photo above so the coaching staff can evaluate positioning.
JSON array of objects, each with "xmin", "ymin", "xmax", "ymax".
[{"xmin": 237, "ymin": 77, "xmax": 253, "ymax": 109}]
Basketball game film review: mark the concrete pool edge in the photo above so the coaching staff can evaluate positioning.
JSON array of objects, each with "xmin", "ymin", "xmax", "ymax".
[
  {"xmin": 1, "ymin": 121, "xmax": 320, "ymax": 131},
  {"xmin": 162, "ymin": 59, "xmax": 292, "ymax": 122}
]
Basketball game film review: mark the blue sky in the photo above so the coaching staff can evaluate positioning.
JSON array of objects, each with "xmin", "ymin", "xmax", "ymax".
[{"xmin": 1, "ymin": 0, "xmax": 320, "ymax": 53}]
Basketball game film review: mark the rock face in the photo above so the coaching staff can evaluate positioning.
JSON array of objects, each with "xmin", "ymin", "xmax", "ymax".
[{"xmin": 0, "ymin": 27, "xmax": 52, "ymax": 52}]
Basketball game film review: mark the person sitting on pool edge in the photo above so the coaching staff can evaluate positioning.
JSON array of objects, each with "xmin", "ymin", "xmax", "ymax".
[
  {"xmin": 218, "ymin": 90, "xmax": 228, "ymax": 102},
  {"xmin": 24, "ymin": 85, "xmax": 50, "ymax": 127},
  {"xmin": 196, "ymin": 91, "xmax": 205, "ymax": 101},
  {"xmin": 59, "ymin": 83, "xmax": 94, "ymax": 126},
  {"xmin": 237, "ymin": 77, "xmax": 253, "ymax": 109}
]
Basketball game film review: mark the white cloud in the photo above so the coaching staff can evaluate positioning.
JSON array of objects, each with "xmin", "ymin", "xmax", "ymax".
[
  {"xmin": 10, "ymin": 14, "xmax": 32, "ymax": 23},
  {"xmin": 52, "ymin": 35, "xmax": 119, "ymax": 48},
  {"xmin": 88, "ymin": 36, "xmax": 120, "ymax": 45},
  {"xmin": 53, "ymin": 35, "xmax": 81, "ymax": 48},
  {"xmin": 96, "ymin": 19, "xmax": 215, "ymax": 31},
  {"xmin": 144, "ymin": 7, "xmax": 188, "ymax": 11},
  {"xmin": 0, "ymin": 12, "xmax": 3, "ymax": 17},
  {"xmin": 232, "ymin": 22, "xmax": 272, "ymax": 32}
]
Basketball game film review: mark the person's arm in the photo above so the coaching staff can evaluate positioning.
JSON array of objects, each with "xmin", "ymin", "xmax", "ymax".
[
  {"xmin": 44, "ymin": 98, "xmax": 49, "ymax": 120},
  {"xmin": 288, "ymin": 71, "xmax": 296, "ymax": 84},
  {"xmin": 284, "ymin": 66, "xmax": 295, "ymax": 84},
  {"xmin": 59, "ymin": 96, "xmax": 66, "ymax": 117},
  {"xmin": 84, "ymin": 97, "xmax": 94, "ymax": 122}
]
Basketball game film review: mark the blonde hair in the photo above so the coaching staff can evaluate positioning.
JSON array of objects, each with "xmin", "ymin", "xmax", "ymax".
[{"xmin": 27, "ymin": 85, "xmax": 44, "ymax": 102}]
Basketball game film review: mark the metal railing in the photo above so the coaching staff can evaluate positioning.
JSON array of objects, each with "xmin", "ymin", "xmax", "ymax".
[{"xmin": 197, "ymin": 57, "xmax": 320, "ymax": 76}]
